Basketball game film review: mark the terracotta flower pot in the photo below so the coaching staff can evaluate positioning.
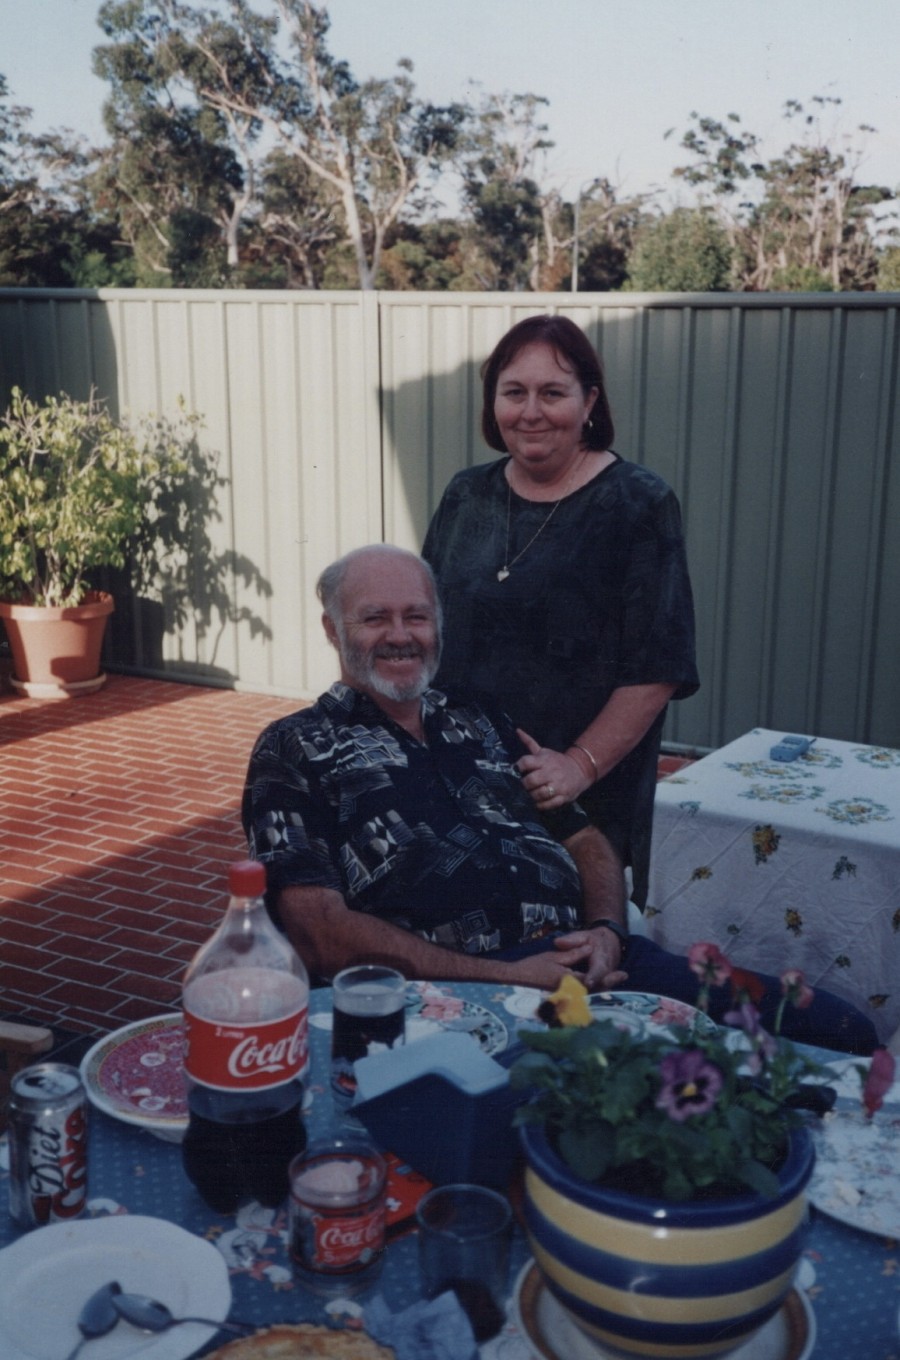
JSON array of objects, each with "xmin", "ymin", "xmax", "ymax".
[
  {"xmin": 520, "ymin": 1121, "xmax": 814, "ymax": 1360},
  {"xmin": 0, "ymin": 592, "xmax": 114, "ymax": 698}
]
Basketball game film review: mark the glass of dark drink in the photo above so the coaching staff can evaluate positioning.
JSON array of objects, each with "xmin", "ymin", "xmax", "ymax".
[
  {"xmin": 416, "ymin": 1183, "xmax": 513, "ymax": 1342},
  {"xmin": 330, "ymin": 965, "xmax": 407, "ymax": 1108}
]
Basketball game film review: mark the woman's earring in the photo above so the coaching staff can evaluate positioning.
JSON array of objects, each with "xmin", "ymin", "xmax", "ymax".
[{"xmin": 584, "ymin": 418, "xmax": 594, "ymax": 432}]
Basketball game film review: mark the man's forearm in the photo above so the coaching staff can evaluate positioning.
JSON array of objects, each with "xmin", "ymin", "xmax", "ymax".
[
  {"xmin": 277, "ymin": 884, "xmax": 585, "ymax": 988},
  {"xmin": 562, "ymin": 825, "xmax": 627, "ymax": 928}
]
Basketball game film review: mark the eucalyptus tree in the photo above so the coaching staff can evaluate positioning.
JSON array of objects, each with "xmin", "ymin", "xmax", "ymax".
[
  {"xmin": 672, "ymin": 97, "xmax": 895, "ymax": 291},
  {"xmin": 125, "ymin": 0, "xmax": 468, "ymax": 289},
  {"xmin": 458, "ymin": 90, "xmax": 551, "ymax": 289},
  {"xmin": 0, "ymin": 75, "xmax": 123, "ymax": 286},
  {"xmin": 252, "ymin": 145, "xmax": 342, "ymax": 286},
  {"xmin": 93, "ymin": 0, "xmax": 255, "ymax": 284}
]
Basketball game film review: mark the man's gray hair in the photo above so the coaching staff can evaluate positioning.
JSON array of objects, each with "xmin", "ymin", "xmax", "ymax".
[{"xmin": 316, "ymin": 544, "xmax": 442, "ymax": 629}]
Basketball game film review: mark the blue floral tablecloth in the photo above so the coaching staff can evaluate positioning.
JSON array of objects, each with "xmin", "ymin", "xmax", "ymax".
[
  {"xmin": 649, "ymin": 728, "xmax": 900, "ymax": 1046},
  {"xmin": 2, "ymin": 982, "xmax": 899, "ymax": 1358}
]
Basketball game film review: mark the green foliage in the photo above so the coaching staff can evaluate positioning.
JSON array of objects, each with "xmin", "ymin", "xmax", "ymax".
[
  {"xmin": 673, "ymin": 96, "xmax": 895, "ymax": 291},
  {"xmin": 877, "ymin": 247, "xmax": 900, "ymax": 291},
  {"xmin": 770, "ymin": 265, "xmax": 834, "ymax": 293},
  {"xmin": 511, "ymin": 1002, "xmax": 826, "ymax": 1202},
  {"xmin": 625, "ymin": 208, "xmax": 733, "ymax": 292},
  {"xmin": 0, "ymin": 388, "xmax": 200, "ymax": 607},
  {"xmin": 5, "ymin": 27, "xmax": 899, "ymax": 295}
]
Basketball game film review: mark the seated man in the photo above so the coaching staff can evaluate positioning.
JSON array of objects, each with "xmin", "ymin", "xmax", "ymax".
[{"xmin": 242, "ymin": 544, "xmax": 876, "ymax": 1055}]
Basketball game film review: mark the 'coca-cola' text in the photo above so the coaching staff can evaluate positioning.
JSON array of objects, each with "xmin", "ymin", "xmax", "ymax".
[{"xmin": 183, "ymin": 1006, "xmax": 309, "ymax": 1090}]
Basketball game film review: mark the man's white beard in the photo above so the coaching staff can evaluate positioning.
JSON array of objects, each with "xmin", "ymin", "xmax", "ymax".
[{"xmin": 339, "ymin": 633, "xmax": 440, "ymax": 703}]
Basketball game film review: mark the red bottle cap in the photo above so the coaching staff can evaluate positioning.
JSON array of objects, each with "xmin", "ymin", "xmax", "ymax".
[{"xmin": 228, "ymin": 859, "xmax": 266, "ymax": 897}]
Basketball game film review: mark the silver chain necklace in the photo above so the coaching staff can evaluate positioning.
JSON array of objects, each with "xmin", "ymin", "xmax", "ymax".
[{"xmin": 497, "ymin": 455, "xmax": 586, "ymax": 582}]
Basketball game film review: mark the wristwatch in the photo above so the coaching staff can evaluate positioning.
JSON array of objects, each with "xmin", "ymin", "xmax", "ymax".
[{"xmin": 586, "ymin": 918, "xmax": 629, "ymax": 948}]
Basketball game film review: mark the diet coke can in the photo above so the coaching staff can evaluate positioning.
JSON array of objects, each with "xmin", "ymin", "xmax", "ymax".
[{"xmin": 8, "ymin": 1062, "xmax": 89, "ymax": 1229}]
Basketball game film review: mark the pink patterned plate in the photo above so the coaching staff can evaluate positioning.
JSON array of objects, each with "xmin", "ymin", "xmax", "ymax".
[{"xmin": 80, "ymin": 1013, "xmax": 188, "ymax": 1141}]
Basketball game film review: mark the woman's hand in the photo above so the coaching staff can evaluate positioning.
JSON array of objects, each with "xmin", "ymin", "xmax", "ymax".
[{"xmin": 516, "ymin": 728, "xmax": 593, "ymax": 808}]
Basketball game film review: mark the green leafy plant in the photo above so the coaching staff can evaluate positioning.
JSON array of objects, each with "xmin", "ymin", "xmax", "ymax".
[
  {"xmin": 0, "ymin": 387, "xmax": 198, "ymax": 607},
  {"xmin": 511, "ymin": 947, "xmax": 847, "ymax": 1202}
]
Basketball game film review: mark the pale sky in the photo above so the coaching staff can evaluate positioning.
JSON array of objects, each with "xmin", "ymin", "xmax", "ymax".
[{"xmin": 3, "ymin": 0, "xmax": 900, "ymax": 209}]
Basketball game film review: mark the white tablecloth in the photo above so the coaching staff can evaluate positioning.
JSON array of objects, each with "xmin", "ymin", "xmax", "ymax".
[{"xmin": 648, "ymin": 728, "xmax": 900, "ymax": 1044}]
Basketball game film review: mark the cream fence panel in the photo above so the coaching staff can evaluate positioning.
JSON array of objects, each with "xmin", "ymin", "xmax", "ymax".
[{"xmin": 1, "ymin": 288, "xmax": 899, "ymax": 751}]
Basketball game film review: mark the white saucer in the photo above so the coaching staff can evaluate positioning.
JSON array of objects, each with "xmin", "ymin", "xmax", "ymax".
[
  {"xmin": 511, "ymin": 1260, "xmax": 815, "ymax": 1360},
  {"xmin": 0, "ymin": 1215, "xmax": 231, "ymax": 1360}
]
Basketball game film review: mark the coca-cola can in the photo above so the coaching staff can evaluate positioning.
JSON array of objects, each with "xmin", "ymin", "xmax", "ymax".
[
  {"xmin": 289, "ymin": 1138, "xmax": 386, "ymax": 1296},
  {"xmin": 8, "ymin": 1062, "xmax": 89, "ymax": 1230}
]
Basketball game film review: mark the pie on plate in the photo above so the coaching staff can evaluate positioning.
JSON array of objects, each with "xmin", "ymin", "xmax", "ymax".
[{"xmin": 204, "ymin": 1325, "xmax": 395, "ymax": 1359}]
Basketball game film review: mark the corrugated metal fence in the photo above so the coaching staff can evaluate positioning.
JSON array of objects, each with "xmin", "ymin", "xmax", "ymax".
[{"xmin": 2, "ymin": 288, "xmax": 898, "ymax": 752}]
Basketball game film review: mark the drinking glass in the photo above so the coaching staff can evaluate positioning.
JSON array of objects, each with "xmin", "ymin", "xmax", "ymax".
[
  {"xmin": 416, "ymin": 1183, "xmax": 512, "ymax": 1342},
  {"xmin": 330, "ymin": 965, "xmax": 407, "ymax": 1107}
]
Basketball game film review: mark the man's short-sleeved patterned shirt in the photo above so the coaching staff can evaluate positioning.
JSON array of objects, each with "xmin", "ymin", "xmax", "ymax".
[{"xmin": 241, "ymin": 683, "xmax": 583, "ymax": 954}]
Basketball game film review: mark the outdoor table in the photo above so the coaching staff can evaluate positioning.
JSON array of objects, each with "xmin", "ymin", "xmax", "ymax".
[
  {"xmin": 1, "ymin": 981, "xmax": 898, "ymax": 1358},
  {"xmin": 648, "ymin": 728, "xmax": 900, "ymax": 1046}
]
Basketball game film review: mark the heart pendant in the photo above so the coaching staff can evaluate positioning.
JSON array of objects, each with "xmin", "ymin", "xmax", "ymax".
[{"xmin": 497, "ymin": 568, "xmax": 510, "ymax": 582}]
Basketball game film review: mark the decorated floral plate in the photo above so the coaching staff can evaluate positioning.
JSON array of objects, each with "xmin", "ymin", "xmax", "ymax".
[
  {"xmin": 309, "ymin": 982, "xmax": 509, "ymax": 1057},
  {"xmin": 501, "ymin": 987, "xmax": 717, "ymax": 1039},
  {"xmin": 403, "ymin": 981, "xmax": 508, "ymax": 1053},
  {"xmin": 808, "ymin": 1057, "xmax": 900, "ymax": 1238},
  {"xmin": 80, "ymin": 1013, "xmax": 188, "ymax": 1141},
  {"xmin": 587, "ymin": 989, "xmax": 718, "ymax": 1037},
  {"xmin": 511, "ymin": 1259, "xmax": 815, "ymax": 1360}
]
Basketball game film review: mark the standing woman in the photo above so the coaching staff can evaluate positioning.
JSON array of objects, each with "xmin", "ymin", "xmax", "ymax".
[{"xmin": 422, "ymin": 314, "xmax": 699, "ymax": 910}]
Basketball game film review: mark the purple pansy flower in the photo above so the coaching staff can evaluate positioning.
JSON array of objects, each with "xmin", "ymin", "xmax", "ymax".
[{"xmin": 656, "ymin": 1049, "xmax": 724, "ymax": 1122}]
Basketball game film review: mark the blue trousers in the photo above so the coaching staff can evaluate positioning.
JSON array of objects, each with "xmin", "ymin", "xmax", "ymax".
[{"xmin": 495, "ymin": 933, "xmax": 878, "ymax": 1055}]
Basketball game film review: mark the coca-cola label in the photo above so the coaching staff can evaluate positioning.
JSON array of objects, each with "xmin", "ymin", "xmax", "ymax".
[
  {"xmin": 303, "ymin": 1204, "xmax": 385, "ymax": 1272},
  {"xmin": 183, "ymin": 1004, "xmax": 309, "ymax": 1091}
]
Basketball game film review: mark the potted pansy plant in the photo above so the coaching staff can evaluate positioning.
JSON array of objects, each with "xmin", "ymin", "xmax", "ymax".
[{"xmin": 511, "ymin": 944, "xmax": 894, "ymax": 1360}]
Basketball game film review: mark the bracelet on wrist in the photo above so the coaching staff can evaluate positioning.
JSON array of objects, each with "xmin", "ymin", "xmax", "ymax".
[
  {"xmin": 585, "ymin": 917, "xmax": 629, "ymax": 947},
  {"xmin": 569, "ymin": 742, "xmax": 599, "ymax": 782}
]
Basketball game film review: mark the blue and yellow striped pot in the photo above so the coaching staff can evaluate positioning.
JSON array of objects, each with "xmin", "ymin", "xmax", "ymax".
[{"xmin": 520, "ymin": 1122, "xmax": 814, "ymax": 1359}]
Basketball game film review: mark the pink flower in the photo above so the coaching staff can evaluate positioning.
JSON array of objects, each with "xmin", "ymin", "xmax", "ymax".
[
  {"xmin": 651, "ymin": 998, "xmax": 698, "ymax": 1029},
  {"xmin": 687, "ymin": 942, "xmax": 732, "ymax": 988},
  {"xmin": 418, "ymin": 988, "xmax": 464, "ymax": 1021},
  {"xmin": 862, "ymin": 1048, "xmax": 896, "ymax": 1118},
  {"xmin": 780, "ymin": 969, "xmax": 814, "ymax": 1009}
]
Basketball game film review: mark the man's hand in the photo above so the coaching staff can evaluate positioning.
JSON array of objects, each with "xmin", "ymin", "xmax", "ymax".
[
  {"xmin": 516, "ymin": 728, "xmax": 591, "ymax": 808},
  {"xmin": 553, "ymin": 927, "xmax": 628, "ymax": 992},
  {"xmin": 499, "ymin": 940, "xmax": 594, "ymax": 990}
]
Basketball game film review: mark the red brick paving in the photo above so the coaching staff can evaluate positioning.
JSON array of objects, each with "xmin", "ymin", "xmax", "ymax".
[
  {"xmin": 0, "ymin": 676, "xmax": 302, "ymax": 1037},
  {"xmin": 1, "ymin": 674, "xmax": 697, "ymax": 1042}
]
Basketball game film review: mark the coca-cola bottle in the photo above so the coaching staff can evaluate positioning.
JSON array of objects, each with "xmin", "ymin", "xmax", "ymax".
[{"xmin": 181, "ymin": 860, "xmax": 310, "ymax": 1214}]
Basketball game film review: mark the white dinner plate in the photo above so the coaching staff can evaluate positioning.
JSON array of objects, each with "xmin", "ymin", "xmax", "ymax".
[
  {"xmin": 0, "ymin": 1215, "xmax": 231, "ymax": 1360},
  {"xmin": 511, "ymin": 1260, "xmax": 815, "ymax": 1360},
  {"xmin": 808, "ymin": 1057, "xmax": 900, "ymax": 1238},
  {"xmin": 80, "ymin": 1014, "xmax": 188, "ymax": 1142}
]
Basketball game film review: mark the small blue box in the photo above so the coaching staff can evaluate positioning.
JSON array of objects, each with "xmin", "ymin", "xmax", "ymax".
[
  {"xmin": 350, "ymin": 1032, "xmax": 526, "ymax": 1189},
  {"xmin": 769, "ymin": 734, "xmax": 814, "ymax": 762}
]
